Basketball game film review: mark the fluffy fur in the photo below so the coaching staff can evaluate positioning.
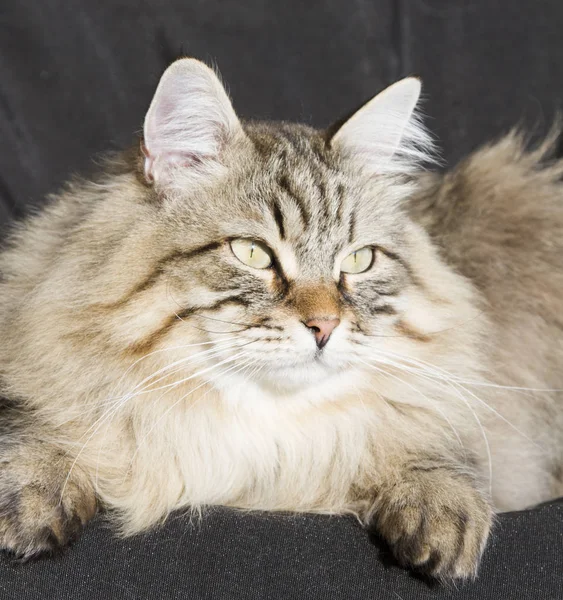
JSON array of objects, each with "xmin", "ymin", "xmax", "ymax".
[{"xmin": 0, "ymin": 59, "xmax": 562, "ymax": 580}]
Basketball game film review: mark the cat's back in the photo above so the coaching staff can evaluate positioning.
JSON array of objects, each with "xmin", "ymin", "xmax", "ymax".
[
  {"xmin": 413, "ymin": 129, "xmax": 563, "ymax": 284},
  {"xmin": 412, "ymin": 129, "xmax": 563, "ymax": 390}
]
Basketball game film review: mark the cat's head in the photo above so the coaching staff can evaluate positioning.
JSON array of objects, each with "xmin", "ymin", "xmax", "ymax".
[{"xmin": 87, "ymin": 59, "xmax": 478, "ymax": 399}]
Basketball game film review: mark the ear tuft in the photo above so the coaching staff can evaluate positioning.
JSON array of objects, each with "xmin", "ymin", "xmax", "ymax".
[
  {"xmin": 330, "ymin": 78, "xmax": 436, "ymax": 175},
  {"xmin": 143, "ymin": 58, "xmax": 242, "ymax": 186}
]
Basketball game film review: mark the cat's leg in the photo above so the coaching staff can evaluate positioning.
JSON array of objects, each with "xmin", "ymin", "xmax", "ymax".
[
  {"xmin": 0, "ymin": 407, "xmax": 97, "ymax": 558},
  {"xmin": 363, "ymin": 453, "xmax": 492, "ymax": 581}
]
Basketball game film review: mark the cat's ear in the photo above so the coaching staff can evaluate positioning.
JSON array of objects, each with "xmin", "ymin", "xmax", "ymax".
[
  {"xmin": 330, "ymin": 78, "xmax": 434, "ymax": 174},
  {"xmin": 143, "ymin": 58, "xmax": 243, "ymax": 186}
]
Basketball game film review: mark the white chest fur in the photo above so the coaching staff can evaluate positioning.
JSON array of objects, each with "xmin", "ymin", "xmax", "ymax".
[{"xmin": 98, "ymin": 372, "xmax": 380, "ymax": 532}]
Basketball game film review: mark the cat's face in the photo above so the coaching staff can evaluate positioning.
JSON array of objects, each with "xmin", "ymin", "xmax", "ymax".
[
  {"xmin": 138, "ymin": 59, "xmax": 445, "ymax": 396},
  {"xmin": 157, "ymin": 125, "xmax": 418, "ymax": 393}
]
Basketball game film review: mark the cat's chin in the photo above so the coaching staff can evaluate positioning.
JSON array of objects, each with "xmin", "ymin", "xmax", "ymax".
[
  {"xmin": 209, "ymin": 339, "xmax": 361, "ymax": 400},
  {"xmin": 214, "ymin": 361, "xmax": 361, "ymax": 406},
  {"xmin": 239, "ymin": 356, "xmax": 357, "ymax": 398}
]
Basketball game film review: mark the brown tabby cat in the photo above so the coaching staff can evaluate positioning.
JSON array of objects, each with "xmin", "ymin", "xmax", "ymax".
[{"xmin": 0, "ymin": 58, "xmax": 562, "ymax": 580}]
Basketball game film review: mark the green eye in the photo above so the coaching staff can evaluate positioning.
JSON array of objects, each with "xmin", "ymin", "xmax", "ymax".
[
  {"xmin": 230, "ymin": 239, "xmax": 273, "ymax": 269},
  {"xmin": 340, "ymin": 247, "xmax": 374, "ymax": 274}
]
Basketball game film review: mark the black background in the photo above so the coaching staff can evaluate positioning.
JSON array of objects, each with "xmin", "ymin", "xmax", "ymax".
[{"xmin": 0, "ymin": 1, "xmax": 563, "ymax": 598}]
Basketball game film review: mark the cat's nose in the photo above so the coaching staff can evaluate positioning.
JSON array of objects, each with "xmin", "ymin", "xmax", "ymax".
[{"xmin": 304, "ymin": 318, "xmax": 341, "ymax": 349}]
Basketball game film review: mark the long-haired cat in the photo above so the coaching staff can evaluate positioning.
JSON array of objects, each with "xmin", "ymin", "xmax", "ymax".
[{"xmin": 0, "ymin": 58, "xmax": 562, "ymax": 581}]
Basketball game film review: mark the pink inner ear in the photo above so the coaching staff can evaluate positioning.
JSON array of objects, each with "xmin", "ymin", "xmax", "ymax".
[
  {"xmin": 142, "ymin": 60, "xmax": 243, "ymax": 185},
  {"xmin": 143, "ymin": 90, "xmax": 228, "ymax": 183},
  {"xmin": 140, "ymin": 143, "xmax": 154, "ymax": 183},
  {"xmin": 142, "ymin": 145, "xmax": 211, "ymax": 184}
]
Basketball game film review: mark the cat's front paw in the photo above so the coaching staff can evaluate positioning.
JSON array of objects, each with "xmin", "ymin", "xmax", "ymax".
[
  {"xmin": 369, "ymin": 467, "xmax": 492, "ymax": 580},
  {"xmin": 0, "ymin": 472, "xmax": 97, "ymax": 559}
]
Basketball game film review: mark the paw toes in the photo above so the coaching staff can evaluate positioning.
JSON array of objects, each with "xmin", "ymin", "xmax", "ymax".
[
  {"xmin": 0, "ymin": 494, "xmax": 95, "ymax": 559},
  {"xmin": 371, "ymin": 478, "xmax": 492, "ymax": 580}
]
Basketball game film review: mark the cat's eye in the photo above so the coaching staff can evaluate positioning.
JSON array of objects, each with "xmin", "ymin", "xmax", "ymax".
[
  {"xmin": 340, "ymin": 247, "xmax": 374, "ymax": 274},
  {"xmin": 230, "ymin": 239, "xmax": 273, "ymax": 269}
]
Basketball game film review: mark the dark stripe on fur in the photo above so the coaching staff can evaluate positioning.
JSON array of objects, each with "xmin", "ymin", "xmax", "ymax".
[
  {"xmin": 336, "ymin": 183, "xmax": 346, "ymax": 224},
  {"xmin": 127, "ymin": 295, "xmax": 251, "ymax": 355},
  {"xmin": 105, "ymin": 242, "xmax": 223, "ymax": 309},
  {"xmin": 377, "ymin": 246, "xmax": 424, "ymax": 290},
  {"xmin": 395, "ymin": 320, "xmax": 432, "ymax": 343},
  {"xmin": 278, "ymin": 175, "xmax": 310, "ymax": 227},
  {"xmin": 348, "ymin": 211, "xmax": 357, "ymax": 243},
  {"xmin": 370, "ymin": 304, "xmax": 397, "ymax": 315},
  {"xmin": 271, "ymin": 201, "xmax": 286, "ymax": 240}
]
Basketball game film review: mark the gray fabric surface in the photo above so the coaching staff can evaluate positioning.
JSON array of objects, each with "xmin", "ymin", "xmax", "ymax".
[{"xmin": 0, "ymin": 503, "xmax": 562, "ymax": 599}]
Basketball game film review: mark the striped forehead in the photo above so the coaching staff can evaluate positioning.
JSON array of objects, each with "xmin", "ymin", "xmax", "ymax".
[{"xmin": 246, "ymin": 127, "xmax": 355, "ymax": 271}]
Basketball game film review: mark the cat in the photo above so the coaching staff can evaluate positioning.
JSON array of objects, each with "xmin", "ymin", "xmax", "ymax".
[{"xmin": 0, "ymin": 57, "xmax": 562, "ymax": 581}]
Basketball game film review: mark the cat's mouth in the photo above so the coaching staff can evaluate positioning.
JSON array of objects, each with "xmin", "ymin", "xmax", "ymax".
[
  {"xmin": 239, "ymin": 351, "xmax": 357, "ymax": 397},
  {"xmin": 262, "ymin": 350, "xmax": 345, "ymax": 377}
]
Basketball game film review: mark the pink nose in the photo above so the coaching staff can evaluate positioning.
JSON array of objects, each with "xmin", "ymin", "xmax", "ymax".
[{"xmin": 304, "ymin": 318, "xmax": 341, "ymax": 349}]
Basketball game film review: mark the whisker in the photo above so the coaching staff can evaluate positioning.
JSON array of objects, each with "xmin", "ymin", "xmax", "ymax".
[
  {"xmin": 166, "ymin": 283, "xmax": 257, "ymax": 331},
  {"xmin": 355, "ymin": 310, "xmax": 486, "ymax": 339},
  {"xmin": 50, "ymin": 340, "xmax": 247, "ymax": 428},
  {"xmin": 187, "ymin": 322, "xmax": 250, "ymax": 335},
  {"xmin": 100, "ymin": 354, "xmax": 256, "ymax": 487},
  {"xmin": 77, "ymin": 339, "xmax": 256, "ymax": 439},
  {"xmin": 125, "ymin": 339, "xmax": 257, "ymax": 398},
  {"xmin": 123, "ymin": 339, "xmax": 251, "ymax": 396},
  {"xmin": 370, "ymin": 350, "xmax": 543, "ymax": 448},
  {"xmin": 359, "ymin": 356, "xmax": 492, "ymax": 495},
  {"xmin": 123, "ymin": 354, "xmax": 254, "ymax": 476},
  {"xmin": 192, "ymin": 312, "xmax": 262, "ymax": 329},
  {"xmin": 374, "ymin": 347, "xmax": 563, "ymax": 393},
  {"xmin": 357, "ymin": 358, "xmax": 466, "ymax": 452},
  {"xmin": 108, "ymin": 338, "xmax": 240, "ymax": 399},
  {"xmin": 60, "ymin": 349, "xmax": 253, "ymax": 504}
]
